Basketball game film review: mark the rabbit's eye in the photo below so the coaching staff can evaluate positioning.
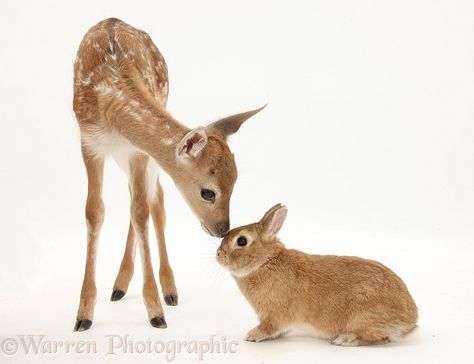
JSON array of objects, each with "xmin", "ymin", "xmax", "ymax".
[{"xmin": 237, "ymin": 236, "xmax": 247, "ymax": 247}]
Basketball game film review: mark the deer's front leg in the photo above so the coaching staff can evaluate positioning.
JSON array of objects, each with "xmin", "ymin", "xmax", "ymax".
[
  {"xmin": 150, "ymin": 179, "xmax": 178, "ymax": 306},
  {"xmin": 74, "ymin": 147, "xmax": 104, "ymax": 332},
  {"xmin": 130, "ymin": 154, "xmax": 166, "ymax": 328}
]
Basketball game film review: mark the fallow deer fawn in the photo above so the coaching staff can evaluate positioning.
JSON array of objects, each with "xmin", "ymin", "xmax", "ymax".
[{"xmin": 73, "ymin": 18, "xmax": 265, "ymax": 331}]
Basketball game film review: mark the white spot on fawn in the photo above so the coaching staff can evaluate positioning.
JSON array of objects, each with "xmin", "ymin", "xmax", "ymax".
[
  {"xmin": 129, "ymin": 110, "xmax": 144, "ymax": 123},
  {"xmin": 81, "ymin": 72, "xmax": 93, "ymax": 85},
  {"xmin": 115, "ymin": 90, "xmax": 125, "ymax": 100},
  {"xmin": 162, "ymin": 137, "xmax": 174, "ymax": 146},
  {"xmin": 94, "ymin": 83, "xmax": 113, "ymax": 95}
]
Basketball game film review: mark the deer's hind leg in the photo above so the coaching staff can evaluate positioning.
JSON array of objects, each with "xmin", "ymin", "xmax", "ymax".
[
  {"xmin": 110, "ymin": 155, "xmax": 137, "ymax": 302},
  {"xmin": 148, "ymin": 161, "xmax": 178, "ymax": 306},
  {"xmin": 111, "ymin": 159, "xmax": 177, "ymax": 307},
  {"xmin": 128, "ymin": 153, "xmax": 166, "ymax": 328},
  {"xmin": 110, "ymin": 219, "xmax": 136, "ymax": 301}
]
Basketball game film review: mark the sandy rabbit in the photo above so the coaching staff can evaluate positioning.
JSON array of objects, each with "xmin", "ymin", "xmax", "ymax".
[{"xmin": 216, "ymin": 204, "xmax": 418, "ymax": 346}]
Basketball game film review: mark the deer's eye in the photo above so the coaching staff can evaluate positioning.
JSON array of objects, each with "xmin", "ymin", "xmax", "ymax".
[
  {"xmin": 201, "ymin": 189, "xmax": 215, "ymax": 202},
  {"xmin": 237, "ymin": 236, "xmax": 247, "ymax": 247}
]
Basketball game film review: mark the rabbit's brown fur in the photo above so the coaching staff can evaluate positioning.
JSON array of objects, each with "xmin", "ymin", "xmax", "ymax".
[{"xmin": 217, "ymin": 204, "xmax": 418, "ymax": 345}]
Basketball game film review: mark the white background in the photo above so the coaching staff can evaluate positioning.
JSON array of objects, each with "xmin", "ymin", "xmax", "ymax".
[{"xmin": 1, "ymin": 0, "xmax": 473, "ymax": 363}]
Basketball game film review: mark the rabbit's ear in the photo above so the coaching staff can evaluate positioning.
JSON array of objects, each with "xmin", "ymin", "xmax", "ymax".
[{"xmin": 259, "ymin": 204, "xmax": 288, "ymax": 241}]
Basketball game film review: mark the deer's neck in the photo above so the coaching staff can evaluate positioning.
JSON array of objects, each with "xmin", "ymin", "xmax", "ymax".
[
  {"xmin": 95, "ymin": 78, "xmax": 189, "ymax": 175},
  {"xmin": 113, "ymin": 102, "xmax": 186, "ymax": 174}
]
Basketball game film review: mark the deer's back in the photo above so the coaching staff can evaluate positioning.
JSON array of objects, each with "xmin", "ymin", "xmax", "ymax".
[{"xmin": 73, "ymin": 18, "xmax": 169, "ymax": 128}]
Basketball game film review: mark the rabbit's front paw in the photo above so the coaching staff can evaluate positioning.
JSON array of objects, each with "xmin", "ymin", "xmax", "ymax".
[
  {"xmin": 331, "ymin": 333, "xmax": 359, "ymax": 346},
  {"xmin": 245, "ymin": 326, "xmax": 271, "ymax": 342}
]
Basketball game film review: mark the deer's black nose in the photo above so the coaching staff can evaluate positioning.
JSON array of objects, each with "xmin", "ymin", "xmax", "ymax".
[{"xmin": 216, "ymin": 221, "xmax": 230, "ymax": 237}]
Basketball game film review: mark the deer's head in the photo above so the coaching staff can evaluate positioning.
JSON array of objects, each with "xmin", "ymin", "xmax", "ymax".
[{"xmin": 173, "ymin": 106, "xmax": 265, "ymax": 237}]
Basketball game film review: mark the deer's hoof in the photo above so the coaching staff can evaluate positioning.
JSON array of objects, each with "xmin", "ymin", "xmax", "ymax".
[
  {"xmin": 150, "ymin": 316, "xmax": 167, "ymax": 328},
  {"xmin": 110, "ymin": 289, "xmax": 126, "ymax": 301},
  {"xmin": 74, "ymin": 319, "xmax": 92, "ymax": 332},
  {"xmin": 164, "ymin": 294, "xmax": 178, "ymax": 306}
]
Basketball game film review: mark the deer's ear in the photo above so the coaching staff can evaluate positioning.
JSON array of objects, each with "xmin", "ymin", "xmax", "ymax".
[
  {"xmin": 206, "ymin": 104, "xmax": 267, "ymax": 139},
  {"xmin": 176, "ymin": 127, "xmax": 208, "ymax": 160},
  {"xmin": 259, "ymin": 203, "xmax": 288, "ymax": 241}
]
